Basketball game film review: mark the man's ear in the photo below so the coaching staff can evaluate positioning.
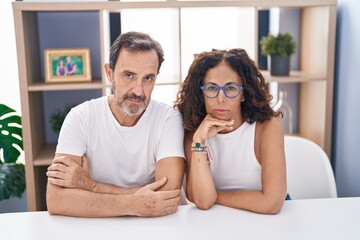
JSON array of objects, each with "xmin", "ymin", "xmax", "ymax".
[{"xmin": 104, "ymin": 63, "xmax": 113, "ymax": 82}]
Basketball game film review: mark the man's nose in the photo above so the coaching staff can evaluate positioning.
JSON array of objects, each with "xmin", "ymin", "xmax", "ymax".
[{"xmin": 132, "ymin": 80, "xmax": 144, "ymax": 96}]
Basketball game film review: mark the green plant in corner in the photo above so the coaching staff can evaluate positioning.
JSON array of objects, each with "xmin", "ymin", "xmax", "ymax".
[
  {"xmin": 0, "ymin": 103, "xmax": 25, "ymax": 201},
  {"xmin": 260, "ymin": 32, "xmax": 296, "ymax": 76},
  {"xmin": 50, "ymin": 104, "xmax": 76, "ymax": 133},
  {"xmin": 260, "ymin": 32, "xmax": 296, "ymax": 58}
]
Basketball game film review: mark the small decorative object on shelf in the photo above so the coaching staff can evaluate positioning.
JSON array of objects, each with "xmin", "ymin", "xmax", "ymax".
[
  {"xmin": 0, "ymin": 104, "xmax": 25, "ymax": 201},
  {"xmin": 50, "ymin": 104, "xmax": 76, "ymax": 133},
  {"xmin": 260, "ymin": 33, "xmax": 296, "ymax": 76},
  {"xmin": 272, "ymin": 91, "xmax": 293, "ymax": 134},
  {"xmin": 44, "ymin": 48, "xmax": 92, "ymax": 83}
]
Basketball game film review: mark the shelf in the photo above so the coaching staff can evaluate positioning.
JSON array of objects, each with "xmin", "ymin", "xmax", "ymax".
[
  {"xmin": 13, "ymin": 0, "xmax": 337, "ymax": 11},
  {"xmin": 261, "ymin": 71, "xmax": 326, "ymax": 83},
  {"xmin": 28, "ymin": 79, "xmax": 103, "ymax": 91},
  {"xmin": 34, "ymin": 144, "xmax": 56, "ymax": 166}
]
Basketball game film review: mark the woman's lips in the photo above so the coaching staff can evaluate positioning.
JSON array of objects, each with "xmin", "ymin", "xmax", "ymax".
[{"xmin": 214, "ymin": 109, "xmax": 228, "ymax": 113}]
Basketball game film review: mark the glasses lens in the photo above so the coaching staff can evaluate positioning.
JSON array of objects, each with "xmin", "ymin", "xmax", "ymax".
[
  {"xmin": 203, "ymin": 84, "xmax": 219, "ymax": 98},
  {"xmin": 225, "ymin": 83, "xmax": 240, "ymax": 97}
]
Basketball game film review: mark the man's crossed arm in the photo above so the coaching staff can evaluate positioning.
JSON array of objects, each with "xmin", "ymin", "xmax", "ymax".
[{"xmin": 46, "ymin": 154, "xmax": 184, "ymax": 218}]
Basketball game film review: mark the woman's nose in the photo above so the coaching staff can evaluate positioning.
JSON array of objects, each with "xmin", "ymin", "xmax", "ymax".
[{"xmin": 217, "ymin": 89, "xmax": 226, "ymax": 103}]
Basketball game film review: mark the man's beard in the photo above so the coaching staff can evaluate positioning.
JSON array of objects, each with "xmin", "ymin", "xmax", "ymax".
[{"xmin": 117, "ymin": 92, "xmax": 147, "ymax": 116}]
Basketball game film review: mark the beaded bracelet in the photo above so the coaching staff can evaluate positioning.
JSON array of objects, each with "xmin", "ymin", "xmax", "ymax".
[
  {"xmin": 191, "ymin": 142, "xmax": 212, "ymax": 165},
  {"xmin": 191, "ymin": 142, "xmax": 207, "ymax": 153}
]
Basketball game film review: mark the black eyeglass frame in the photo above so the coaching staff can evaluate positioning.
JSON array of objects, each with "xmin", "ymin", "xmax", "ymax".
[{"xmin": 200, "ymin": 83, "xmax": 243, "ymax": 98}]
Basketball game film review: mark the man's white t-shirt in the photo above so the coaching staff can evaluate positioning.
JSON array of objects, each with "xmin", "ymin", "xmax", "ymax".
[{"xmin": 56, "ymin": 96, "xmax": 185, "ymax": 188}]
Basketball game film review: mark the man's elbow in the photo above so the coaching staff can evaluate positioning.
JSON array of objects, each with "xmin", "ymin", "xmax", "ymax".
[{"xmin": 46, "ymin": 184, "xmax": 64, "ymax": 215}]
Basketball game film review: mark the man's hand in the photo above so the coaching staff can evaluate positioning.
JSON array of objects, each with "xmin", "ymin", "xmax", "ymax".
[
  {"xmin": 132, "ymin": 177, "xmax": 182, "ymax": 217},
  {"xmin": 46, "ymin": 155, "xmax": 95, "ymax": 191}
]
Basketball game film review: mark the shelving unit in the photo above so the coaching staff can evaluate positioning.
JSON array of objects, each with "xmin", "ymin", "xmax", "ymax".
[{"xmin": 12, "ymin": 0, "xmax": 337, "ymax": 211}]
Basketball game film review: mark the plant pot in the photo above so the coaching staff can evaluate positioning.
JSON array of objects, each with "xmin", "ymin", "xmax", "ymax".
[
  {"xmin": 0, "ymin": 191, "xmax": 27, "ymax": 213},
  {"xmin": 270, "ymin": 55, "xmax": 290, "ymax": 76}
]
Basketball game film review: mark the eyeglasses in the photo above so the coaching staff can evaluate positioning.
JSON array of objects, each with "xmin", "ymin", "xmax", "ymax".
[{"xmin": 201, "ymin": 83, "xmax": 243, "ymax": 98}]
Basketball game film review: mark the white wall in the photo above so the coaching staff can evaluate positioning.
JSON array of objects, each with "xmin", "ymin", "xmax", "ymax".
[
  {"xmin": 0, "ymin": 0, "xmax": 20, "ymax": 112},
  {"xmin": 333, "ymin": 0, "xmax": 360, "ymax": 197},
  {"xmin": 0, "ymin": 0, "xmax": 26, "ymax": 213}
]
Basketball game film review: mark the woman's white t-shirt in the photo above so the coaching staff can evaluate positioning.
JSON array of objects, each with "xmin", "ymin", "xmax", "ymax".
[{"xmin": 207, "ymin": 121, "xmax": 262, "ymax": 191}]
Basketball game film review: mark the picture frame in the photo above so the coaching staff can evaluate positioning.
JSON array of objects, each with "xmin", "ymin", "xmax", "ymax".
[{"xmin": 44, "ymin": 48, "xmax": 92, "ymax": 83}]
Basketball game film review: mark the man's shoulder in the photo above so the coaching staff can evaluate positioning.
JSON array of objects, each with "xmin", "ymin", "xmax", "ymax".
[
  {"xmin": 75, "ymin": 96, "xmax": 106, "ymax": 108},
  {"xmin": 71, "ymin": 96, "xmax": 107, "ymax": 115},
  {"xmin": 150, "ymin": 99, "xmax": 181, "ymax": 117}
]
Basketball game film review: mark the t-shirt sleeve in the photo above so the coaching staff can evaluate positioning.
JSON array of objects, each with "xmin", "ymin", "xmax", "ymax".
[
  {"xmin": 55, "ymin": 106, "xmax": 88, "ymax": 156},
  {"xmin": 156, "ymin": 110, "xmax": 185, "ymax": 161}
]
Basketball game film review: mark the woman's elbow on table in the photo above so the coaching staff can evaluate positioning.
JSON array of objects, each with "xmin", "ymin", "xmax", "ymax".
[
  {"xmin": 193, "ymin": 194, "xmax": 217, "ymax": 210},
  {"xmin": 261, "ymin": 197, "xmax": 285, "ymax": 215}
]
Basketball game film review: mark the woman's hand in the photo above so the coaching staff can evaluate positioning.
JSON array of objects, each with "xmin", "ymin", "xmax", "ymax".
[{"xmin": 193, "ymin": 114, "xmax": 234, "ymax": 143}]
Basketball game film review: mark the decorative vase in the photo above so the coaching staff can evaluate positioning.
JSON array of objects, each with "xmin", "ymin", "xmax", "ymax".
[
  {"xmin": 272, "ymin": 90, "xmax": 293, "ymax": 134},
  {"xmin": 270, "ymin": 55, "xmax": 290, "ymax": 76}
]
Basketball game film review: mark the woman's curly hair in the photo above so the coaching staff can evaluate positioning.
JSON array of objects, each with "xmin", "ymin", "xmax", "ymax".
[{"xmin": 174, "ymin": 48, "xmax": 281, "ymax": 133}]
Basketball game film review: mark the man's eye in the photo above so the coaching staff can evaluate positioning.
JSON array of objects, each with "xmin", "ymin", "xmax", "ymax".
[
  {"xmin": 144, "ymin": 76, "xmax": 154, "ymax": 82},
  {"xmin": 125, "ymin": 73, "xmax": 134, "ymax": 78}
]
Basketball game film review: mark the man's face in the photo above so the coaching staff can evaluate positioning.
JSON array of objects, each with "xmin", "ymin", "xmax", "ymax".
[{"xmin": 106, "ymin": 48, "xmax": 158, "ymax": 116}]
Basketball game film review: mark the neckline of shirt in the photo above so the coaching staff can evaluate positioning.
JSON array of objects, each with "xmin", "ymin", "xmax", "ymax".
[{"xmin": 105, "ymin": 96, "xmax": 154, "ymax": 131}]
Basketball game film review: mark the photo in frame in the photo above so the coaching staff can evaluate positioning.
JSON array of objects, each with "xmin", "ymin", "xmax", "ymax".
[{"xmin": 44, "ymin": 48, "xmax": 92, "ymax": 83}]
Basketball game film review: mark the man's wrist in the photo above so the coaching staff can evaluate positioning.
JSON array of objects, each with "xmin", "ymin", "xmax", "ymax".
[
  {"xmin": 130, "ymin": 187, "xmax": 140, "ymax": 194},
  {"xmin": 88, "ymin": 181, "xmax": 98, "ymax": 192}
]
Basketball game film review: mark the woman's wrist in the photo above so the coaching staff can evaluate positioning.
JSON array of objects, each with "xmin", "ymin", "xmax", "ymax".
[{"xmin": 192, "ymin": 135, "xmax": 206, "ymax": 145}]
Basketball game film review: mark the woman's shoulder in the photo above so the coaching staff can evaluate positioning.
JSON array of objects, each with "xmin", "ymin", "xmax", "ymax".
[{"xmin": 256, "ymin": 117, "xmax": 284, "ymax": 137}]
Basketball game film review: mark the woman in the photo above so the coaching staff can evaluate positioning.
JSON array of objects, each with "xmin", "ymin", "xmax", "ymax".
[
  {"xmin": 175, "ymin": 49, "xmax": 287, "ymax": 214},
  {"xmin": 56, "ymin": 60, "xmax": 66, "ymax": 76}
]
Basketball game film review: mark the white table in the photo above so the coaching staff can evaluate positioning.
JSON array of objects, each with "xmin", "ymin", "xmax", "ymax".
[{"xmin": 1, "ymin": 197, "xmax": 359, "ymax": 240}]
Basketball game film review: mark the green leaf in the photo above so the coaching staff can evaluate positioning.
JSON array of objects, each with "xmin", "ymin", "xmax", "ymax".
[
  {"xmin": 0, "ymin": 104, "xmax": 15, "ymax": 116},
  {"xmin": 0, "ymin": 163, "xmax": 26, "ymax": 201},
  {"xmin": 0, "ymin": 104, "xmax": 23, "ymax": 164},
  {"xmin": 260, "ymin": 32, "xmax": 296, "ymax": 57},
  {"xmin": 50, "ymin": 104, "xmax": 76, "ymax": 133}
]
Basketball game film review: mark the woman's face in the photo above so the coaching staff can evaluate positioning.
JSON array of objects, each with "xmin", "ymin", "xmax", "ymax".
[{"xmin": 202, "ymin": 61, "xmax": 244, "ymax": 123}]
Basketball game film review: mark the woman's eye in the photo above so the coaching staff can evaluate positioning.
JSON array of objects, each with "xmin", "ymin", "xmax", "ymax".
[
  {"xmin": 207, "ymin": 86, "xmax": 217, "ymax": 91},
  {"xmin": 226, "ymin": 86, "xmax": 236, "ymax": 91}
]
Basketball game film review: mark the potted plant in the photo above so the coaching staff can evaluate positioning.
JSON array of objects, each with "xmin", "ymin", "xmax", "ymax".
[
  {"xmin": 260, "ymin": 32, "xmax": 296, "ymax": 76},
  {"xmin": 49, "ymin": 104, "xmax": 76, "ymax": 134},
  {"xmin": 0, "ymin": 103, "xmax": 25, "ymax": 201}
]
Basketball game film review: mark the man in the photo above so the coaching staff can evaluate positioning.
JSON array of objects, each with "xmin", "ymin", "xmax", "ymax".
[
  {"xmin": 46, "ymin": 32, "xmax": 185, "ymax": 217},
  {"xmin": 65, "ymin": 56, "xmax": 76, "ymax": 75}
]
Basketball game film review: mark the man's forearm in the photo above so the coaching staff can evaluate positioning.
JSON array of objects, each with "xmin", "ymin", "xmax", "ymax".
[
  {"xmin": 47, "ymin": 183, "xmax": 133, "ymax": 217},
  {"xmin": 46, "ymin": 179, "xmax": 182, "ymax": 218},
  {"xmin": 91, "ymin": 182, "xmax": 140, "ymax": 195}
]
